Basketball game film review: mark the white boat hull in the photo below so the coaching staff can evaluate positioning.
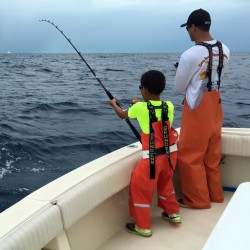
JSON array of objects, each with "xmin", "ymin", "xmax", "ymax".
[{"xmin": 0, "ymin": 127, "xmax": 250, "ymax": 250}]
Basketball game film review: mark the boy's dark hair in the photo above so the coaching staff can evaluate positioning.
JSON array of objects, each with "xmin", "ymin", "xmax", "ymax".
[{"xmin": 140, "ymin": 70, "xmax": 166, "ymax": 95}]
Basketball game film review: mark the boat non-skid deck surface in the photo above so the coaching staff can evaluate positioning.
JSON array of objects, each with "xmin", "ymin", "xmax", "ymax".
[{"xmin": 98, "ymin": 192, "xmax": 233, "ymax": 250}]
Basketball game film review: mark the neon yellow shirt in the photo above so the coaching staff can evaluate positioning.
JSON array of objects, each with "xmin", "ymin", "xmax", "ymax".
[{"xmin": 128, "ymin": 100, "xmax": 174, "ymax": 134}]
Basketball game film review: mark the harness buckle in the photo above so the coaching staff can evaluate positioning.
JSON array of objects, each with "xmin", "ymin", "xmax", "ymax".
[{"xmin": 142, "ymin": 144, "xmax": 178, "ymax": 159}]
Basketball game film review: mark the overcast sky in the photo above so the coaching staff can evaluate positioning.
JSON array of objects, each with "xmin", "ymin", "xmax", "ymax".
[{"xmin": 1, "ymin": 0, "xmax": 249, "ymax": 53}]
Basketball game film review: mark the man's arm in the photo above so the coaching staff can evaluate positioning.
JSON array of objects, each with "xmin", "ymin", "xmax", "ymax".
[{"xmin": 175, "ymin": 54, "xmax": 194, "ymax": 92}]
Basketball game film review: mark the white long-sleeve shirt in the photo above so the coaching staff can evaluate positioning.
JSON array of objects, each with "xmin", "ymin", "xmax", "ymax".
[{"xmin": 175, "ymin": 40, "xmax": 230, "ymax": 109}]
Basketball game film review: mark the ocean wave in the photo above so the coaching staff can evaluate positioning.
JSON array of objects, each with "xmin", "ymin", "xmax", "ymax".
[
  {"xmin": 36, "ymin": 68, "xmax": 54, "ymax": 73},
  {"xmin": 21, "ymin": 101, "xmax": 105, "ymax": 117},
  {"xmin": 236, "ymin": 101, "xmax": 250, "ymax": 106},
  {"xmin": 0, "ymin": 168, "xmax": 12, "ymax": 179},
  {"xmin": 0, "ymin": 141, "xmax": 31, "ymax": 179},
  {"xmin": 0, "ymin": 123, "xmax": 17, "ymax": 132},
  {"xmin": 0, "ymin": 186, "xmax": 31, "ymax": 212},
  {"xmin": 237, "ymin": 114, "xmax": 250, "ymax": 119},
  {"xmin": 0, "ymin": 60, "xmax": 10, "ymax": 64},
  {"xmin": 0, "ymin": 130, "xmax": 130, "ymax": 180},
  {"xmin": 25, "ymin": 103, "xmax": 58, "ymax": 112},
  {"xmin": 105, "ymin": 68, "xmax": 126, "ymax": 72},
  {"xmin": 24, "ymin": 102, "xmax": 81, "ymax": 113},
  {"xmin": 14, "ymin": 64, "xmax": 26, "ymax": 69}
]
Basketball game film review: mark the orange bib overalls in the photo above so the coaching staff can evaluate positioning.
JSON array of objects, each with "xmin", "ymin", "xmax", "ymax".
[{"xmin": 129, "ymin": 102, "xmax": 179, "ymax": 229}]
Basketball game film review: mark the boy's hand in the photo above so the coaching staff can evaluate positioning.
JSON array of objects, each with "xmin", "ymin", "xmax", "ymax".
[
  {"xmin": 109, "ymin": 98, "xmax": 117, "ymax": 107},
  {"xmin": 130, "ymin": 97, "xmax": 139, "ymax": 106},
  {"xmin": 108, "ymin": 97, "xmax": 129, "ymax": 120}
]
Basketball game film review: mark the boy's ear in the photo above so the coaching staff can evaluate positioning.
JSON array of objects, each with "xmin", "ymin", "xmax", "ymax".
[{"xmin": 143, "ymin": 87, "xmax": 149, "ymax": 94}]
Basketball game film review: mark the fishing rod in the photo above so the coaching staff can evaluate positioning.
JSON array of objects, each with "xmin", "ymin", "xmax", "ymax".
[{"xmin": 39, "ymin": 19, "xmax": 141, "ymax": 143}]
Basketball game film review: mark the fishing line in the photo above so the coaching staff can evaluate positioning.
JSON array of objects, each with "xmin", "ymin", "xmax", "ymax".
[{"xmin": 39, "ymin": 19, "xmax": 141, "ymax": 142}]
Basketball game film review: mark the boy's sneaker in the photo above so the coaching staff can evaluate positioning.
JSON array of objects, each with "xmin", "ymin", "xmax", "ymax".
[
  {"xmin": 162, "ymin": 212, "xmax": 181, "ymax": 224},
  {"xmin": 125, "ymin": 223, "xmax": 152, "ymax": 237}
]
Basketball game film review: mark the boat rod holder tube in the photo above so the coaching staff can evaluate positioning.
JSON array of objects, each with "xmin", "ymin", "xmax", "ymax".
[{"xmin": 39, "ymin": 19, "xmax": 141, "ymax": 143}]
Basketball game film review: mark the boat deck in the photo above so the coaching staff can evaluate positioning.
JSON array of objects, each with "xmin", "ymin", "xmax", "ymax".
[{"xmin": 98, "ymin": 191, "xmax": 233, "ymax": 250}]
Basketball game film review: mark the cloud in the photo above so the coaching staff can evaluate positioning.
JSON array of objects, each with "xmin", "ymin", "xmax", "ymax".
[{"xmin": 0, "ymin": 0, "xmax": 250, "ymax": 53}]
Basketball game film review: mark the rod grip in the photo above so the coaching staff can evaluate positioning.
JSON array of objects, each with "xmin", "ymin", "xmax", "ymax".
[{"xmin": 106, "ymin": 90, "xmax": 114, "ymax": 100}]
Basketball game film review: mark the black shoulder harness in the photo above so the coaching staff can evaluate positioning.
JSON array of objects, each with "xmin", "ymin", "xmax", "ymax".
[
  {"xmin": 147, "ymin": 101, "xmax": 173, "ymax": 179},
  {"xmin": 197, "ymin": 41, "xmax": 224, "ymax": 91}
]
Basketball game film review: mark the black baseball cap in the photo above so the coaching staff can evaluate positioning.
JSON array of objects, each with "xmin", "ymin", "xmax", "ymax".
[{"xmin": 180, "ymin": 8, "xmax": 211, "ymax": 27}]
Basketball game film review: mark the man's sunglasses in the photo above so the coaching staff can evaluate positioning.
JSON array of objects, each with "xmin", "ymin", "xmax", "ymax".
[{"xmin": 186, "ymin": 24, "xmax": 192, "ymax": 31}]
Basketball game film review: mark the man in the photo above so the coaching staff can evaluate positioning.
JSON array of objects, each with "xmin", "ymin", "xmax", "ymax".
[{"xmin": 175, "ymin": 9, "xmax": 230, "ymax": 208}]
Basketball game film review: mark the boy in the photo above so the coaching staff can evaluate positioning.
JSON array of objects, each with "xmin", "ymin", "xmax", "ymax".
[{"xmin": 109, "ymin": 70, "xmax": 180, "ymax": 237}]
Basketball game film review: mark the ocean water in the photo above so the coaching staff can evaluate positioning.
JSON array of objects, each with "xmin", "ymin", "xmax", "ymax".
[{"xmin": 0, "ymin": 52, "xmax": 250, "ymax": 212}]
